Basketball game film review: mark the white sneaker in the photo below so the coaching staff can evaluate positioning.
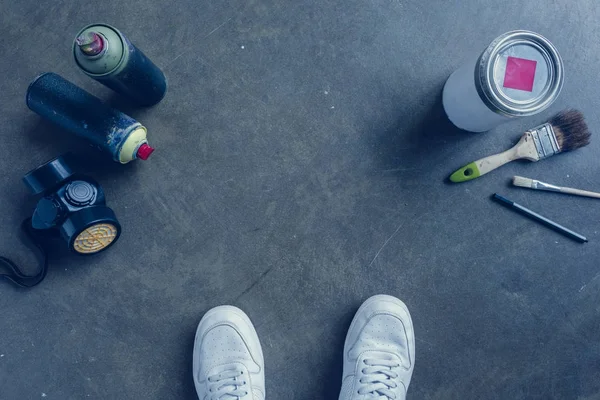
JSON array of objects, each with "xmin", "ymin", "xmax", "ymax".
[
  {"xmin": 339, "ymin": 295, "xmax": 415, "ymax": 400},
  {"xmin": 193, "ymin": 306, "xmax": 265, "ymax": 400}
]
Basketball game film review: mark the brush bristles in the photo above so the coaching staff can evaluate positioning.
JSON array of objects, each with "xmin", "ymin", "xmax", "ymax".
[
  {"xmin": 550, "ymin": 109, "xmax": 591, "ymax": 151},
  {"xmin": 513, "ymin": 176, "xmax": 534, "ymax": 188}
]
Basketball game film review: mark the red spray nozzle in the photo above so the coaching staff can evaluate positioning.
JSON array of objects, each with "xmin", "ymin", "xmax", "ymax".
[{"xmin": 137, "ymin": 143, "xmax": 155, "ymax": 160}]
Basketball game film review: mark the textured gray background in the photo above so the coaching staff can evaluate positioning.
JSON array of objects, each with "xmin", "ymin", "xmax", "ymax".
[{"xmin": 1, "ymin": 0, "xmax": 600, "ymax": 399}]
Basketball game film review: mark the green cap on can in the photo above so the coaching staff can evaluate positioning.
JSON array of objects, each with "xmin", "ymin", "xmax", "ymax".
[{"xmin": 73, "ymin": 24, "xmax": 126, "ymax": 75}]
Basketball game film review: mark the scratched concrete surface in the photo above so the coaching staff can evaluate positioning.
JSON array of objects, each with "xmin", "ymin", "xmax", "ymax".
[{"xmin": 1, "ymin": 1, "xmax": 600, "ymax": 399}]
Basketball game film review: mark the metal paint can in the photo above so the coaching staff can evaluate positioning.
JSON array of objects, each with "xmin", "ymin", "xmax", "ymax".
[
  {"xmin": 26, "ymin": 73, "xmax": 155, "ymax": 163},
  {"xmin": 73, "ymin": 23, "xmax": 167, "ymax": 107},
  {"xmin": 443, "ymin": 30, "xmax": 564, "ymax": 132}
]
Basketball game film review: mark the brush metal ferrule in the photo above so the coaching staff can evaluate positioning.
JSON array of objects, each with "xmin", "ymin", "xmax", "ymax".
[
  {"xmin": 528, "ymin": 122, "xmax": 561, "ymax": 160},
  {"xmin": 531, "ymin": 179, "xmax": 561, "ymax": 192}
]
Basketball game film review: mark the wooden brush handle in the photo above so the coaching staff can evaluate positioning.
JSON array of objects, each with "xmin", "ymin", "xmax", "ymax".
[
  {"xmin": 449, "ymin": 133, "xmax": 539, "ymax": 183},
  {"xmin": 559, "ymin": 186, "xmax": 600, "ymax": 199},
  {"xmin": 450, "ymin": 148, "xmax": 519, "ymax": 182},
  {"xmin": 474, "ymin": 149, "xmax": 521, "ymax": 174}
]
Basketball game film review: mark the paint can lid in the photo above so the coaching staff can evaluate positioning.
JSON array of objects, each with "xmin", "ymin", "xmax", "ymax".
[
  {"xmin": 476, "ymin": 30, "xmax": 564, "ymax": 117},
  {"xmin": 73, "ymin": 24, "xmax": 125, "ymax": 75}
]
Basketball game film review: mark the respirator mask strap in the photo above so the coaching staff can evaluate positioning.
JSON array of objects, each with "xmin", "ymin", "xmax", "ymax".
[{"xmin": 0, "ymin": 218, "xmax": 48, "ymax": 288}]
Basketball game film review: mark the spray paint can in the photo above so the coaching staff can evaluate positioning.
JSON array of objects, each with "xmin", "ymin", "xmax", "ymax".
[
  {"xmin": 26, "ymin": 73, "xmax": 155, "ymax": 163},
  {"xmin": 443, "ymin": 31, "xmax": 564, "ymax": 132},
  {"xmin": 73, "ymin": 23, "xmax": 167, "ymax": 107}
]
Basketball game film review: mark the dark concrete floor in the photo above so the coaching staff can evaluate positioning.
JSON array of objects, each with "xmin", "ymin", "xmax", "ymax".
[{"xmin": 1, "ymin": 1, "xmax": 600, "ymax": 399}]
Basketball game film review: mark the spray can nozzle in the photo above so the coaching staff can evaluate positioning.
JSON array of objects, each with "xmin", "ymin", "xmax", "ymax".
[
  {"xmin": 76, "ymin": 32, "xmax": 105, "ymax": 56},
  {"xmin": 136, "ymin": 143, "xmax": 155, "ymax": 160}
]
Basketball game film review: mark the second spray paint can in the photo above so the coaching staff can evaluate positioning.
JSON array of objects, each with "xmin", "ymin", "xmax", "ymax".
[
  {"xmin": 73, "ymin": 24, "xmax": 167, "ymax": 107},
  {"xmin": 26, "ymin": 73, "xmax": 155, "ymax": 163}
]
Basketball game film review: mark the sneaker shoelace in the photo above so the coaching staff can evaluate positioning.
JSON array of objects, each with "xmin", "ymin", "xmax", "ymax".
[
  {"xmin": 208, "ymin": 368, "xmax": 248, "ymax": 400},
  {"xmin": 357, "ymin": 358, "xmax": 401, "ymax": 399}
]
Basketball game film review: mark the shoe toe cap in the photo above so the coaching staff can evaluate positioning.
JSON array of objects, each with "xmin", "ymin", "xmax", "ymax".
[
  {"xmin": 346, "ymin": 295, "xmax": 415, "ymax": 369},
  {"xmin": 194, "ymin": 306, "xmax": 264, "ymax": 378}
]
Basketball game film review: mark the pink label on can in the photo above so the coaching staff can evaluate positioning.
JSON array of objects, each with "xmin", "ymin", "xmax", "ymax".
[{"xmin": 503, "ymin": 56, "xmax": 537, "ymax": 92}]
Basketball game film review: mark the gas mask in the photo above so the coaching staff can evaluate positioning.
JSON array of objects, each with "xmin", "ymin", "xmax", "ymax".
[{"xmin": 0, "ymin": 155, "xmax": 121, "ymax": 287}]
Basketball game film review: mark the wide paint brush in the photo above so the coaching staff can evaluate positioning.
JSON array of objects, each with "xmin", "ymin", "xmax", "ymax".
[{"xmin": 450, "ymin": 110, "xmax": 591, "ymax": 183}]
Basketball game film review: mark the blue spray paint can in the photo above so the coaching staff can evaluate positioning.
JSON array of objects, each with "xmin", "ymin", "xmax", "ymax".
[
  {"xmin": 73, "ymin": 24, "xmax": 167, "ymax": 107},
  {"xmin": 26, "ymin": 73, "xmax": 155, "ymax": 163}
]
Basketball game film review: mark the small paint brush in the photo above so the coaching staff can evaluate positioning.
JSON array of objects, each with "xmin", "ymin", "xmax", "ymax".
[
  {"xmin": 450, "ymin": 110, "xmax": 591, "ymax": 183},
  {"xmin": 513, "ymin": 176, "xmax": 600, "ymax": 199},
  {"xmin": 492, "ymin": 193, "xmax": 588, "ymax": 243}
]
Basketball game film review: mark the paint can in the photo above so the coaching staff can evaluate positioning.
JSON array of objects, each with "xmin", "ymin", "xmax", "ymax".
[
  {"xmin": 442, "ymin": 30, "xmax": 564, "ymax": 132},
  {"xmin": 26, "ymin": 72, "xmax": 155, "ymax": 163},
  {"xmin": 73, "ymin": 23, "xmax": 167, "ymax": 107}
]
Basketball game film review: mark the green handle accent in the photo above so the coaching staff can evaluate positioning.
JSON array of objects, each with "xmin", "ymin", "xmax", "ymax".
[{"xmin": 449, "ymin": 162, "xmax": 481, "ymax": 183}]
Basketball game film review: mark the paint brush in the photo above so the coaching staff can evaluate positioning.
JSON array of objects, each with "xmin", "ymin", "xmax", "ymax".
[
  {"xmin": 450, "ymin": 110, "xmax": 591, "ymax": 183},
  {"xmin": 513, "ymin": 176, "xmax": 600, "ymax": 199},
  {"xmin": 492, "ymin": 193, "xmax": 588, "ymax": 243}
]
